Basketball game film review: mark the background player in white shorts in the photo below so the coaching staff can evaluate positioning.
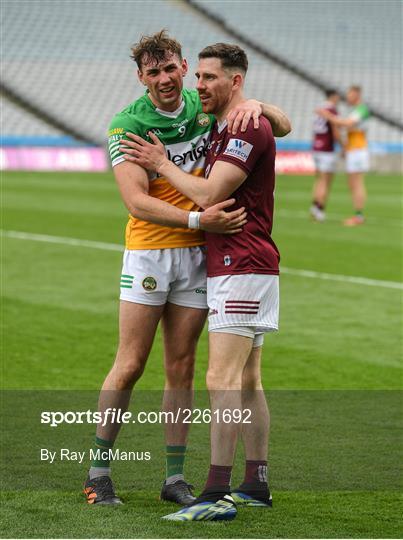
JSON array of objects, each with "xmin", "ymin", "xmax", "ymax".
[
  {"xmin": 310, "ymin": 89, "xmax": 342, "ymax": 222},
  {"xmin": 317, "ymin": 85, "xmax": 370, "ymax": 226},
  {"xmin": 122, "ymin": 42, "xmax": 288, "ymax": 520},
  {"xmin": 84, "ymin": 31, "xmax": 291, "ymax": 507}
]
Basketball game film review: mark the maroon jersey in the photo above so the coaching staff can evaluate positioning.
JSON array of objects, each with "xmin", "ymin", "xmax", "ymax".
[
  {"xmin": 312, "ymin": 102, "xmax": 338, "ymax": 152},
  {"xmin": 205, "ymin": 117, "xmax": 280, "ymax": 277}
]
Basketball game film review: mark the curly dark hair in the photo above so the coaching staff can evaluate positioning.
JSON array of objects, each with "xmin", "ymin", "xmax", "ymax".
[{"xmin": 130, "ymin": 29, "xmax": 182, "ymax": 69}]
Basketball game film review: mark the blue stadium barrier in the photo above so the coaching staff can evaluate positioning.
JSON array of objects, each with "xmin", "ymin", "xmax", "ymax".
[
  {"xmin": 2, "ymin": 136, "xmax": 402, "ymax": 154},
  {"xmin": 0, "ymin": 136, "xmax": 92, "ymax": 147}
]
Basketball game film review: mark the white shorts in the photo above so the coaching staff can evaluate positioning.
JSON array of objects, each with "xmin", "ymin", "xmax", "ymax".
[
  {"xmin": 211, "ymin": 327, "xmax": 265, "ymax": 348},
  {"xmin": 346, "ymin": 149, "xmax": 370, "ymax": 173},
  {"xmin": 313, "ymin": 151, "xmax": 337, "ymax": 173},
  {"xmin": 120, "ymin": 247, "xmax": 207, "ymax": 309},
  {"xmin": 207, "ymin": 274, "xmax": 279, "ymax": 338}
]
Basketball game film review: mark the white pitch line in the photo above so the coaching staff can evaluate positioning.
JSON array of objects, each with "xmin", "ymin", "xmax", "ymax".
[
  {"xmin": 1, "ymin": 230, "xmax": 122, "ymax": 252},
  {"xmin": 2, "ymin": 229, "xmax": 403, "ymax": 290},
  {"xmin": 280, "ymin": 267, "xmax": 403, "ymax": 290},
  {"xmin": 276, "ymin": 209, "xmax": 403, "ymax": 227}
]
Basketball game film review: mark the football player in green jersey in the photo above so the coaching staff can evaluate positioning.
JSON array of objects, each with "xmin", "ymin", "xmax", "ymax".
[
  {"xmin": 84, "ymin": 30, "xmax": 291, "ymax": 507},
  {"xmin": 318, "ymin": 85, "xmax": 370, "ymax": 226}
]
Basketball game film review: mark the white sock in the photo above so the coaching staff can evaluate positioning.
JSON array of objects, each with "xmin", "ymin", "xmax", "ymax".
[
  {"xmin": 166, "ymin": 473, "xmax": 184, "ymax": 485},
  {"xmin": 89, "ymin": 466, "xmax": 111, "ymax": 480}
]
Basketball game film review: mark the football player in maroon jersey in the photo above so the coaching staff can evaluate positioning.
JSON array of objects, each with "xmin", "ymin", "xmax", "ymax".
[
  {"xmin": 121, "ymin": 43, "xmax": 291, "ymax": 521},
  {"xmin": 310, "ymin": 89, "xmax": 342, "ymax": 222},
  {"xmin": 317, "ymin": 86, "xmax": 370, "ymax": 226}
]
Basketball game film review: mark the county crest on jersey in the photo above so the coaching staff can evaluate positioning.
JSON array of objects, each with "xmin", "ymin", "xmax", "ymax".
[{"xmin": 108, "ymin": 89, "xmax": 213, "ymax": 249}]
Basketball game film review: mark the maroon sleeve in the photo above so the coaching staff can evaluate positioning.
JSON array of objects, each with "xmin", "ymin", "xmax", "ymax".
[{"xmin": 216, "ymin": 118, "xmax": 272, "ymax": 175}]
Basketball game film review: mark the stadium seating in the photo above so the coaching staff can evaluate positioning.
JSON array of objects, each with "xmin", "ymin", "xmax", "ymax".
[
  {"xmin": 2, "ymin": 97, "xmax": 65, "ymax": 137},
  {"xmin": 192, "ymin": 0, "xmax": 402, "ymax": 123},
  {"xmin": 2, "ymin": 0, "xmax": 401, "ymax": 145}
]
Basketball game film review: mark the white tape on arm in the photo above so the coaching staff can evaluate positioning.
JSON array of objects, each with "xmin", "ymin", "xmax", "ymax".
[{"xmin": 188, "ymin": 211, "xmax": 201, "ymax": 229}]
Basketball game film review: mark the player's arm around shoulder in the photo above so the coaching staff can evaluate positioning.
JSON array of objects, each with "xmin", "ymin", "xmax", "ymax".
[
  {"xmin": 345, "ymin": 105, "xmax": 370, "ymax": 130},
  {"xmin": 260, "ymin": 102, "xmax": 291, "ymax": 137},
  {"xmin": 227, "ymin": 99, "xmax": 291, "ymax": 137},
  {"xmin": 317, "ymin": 108, "xmax": 356, "ymax": 129}
]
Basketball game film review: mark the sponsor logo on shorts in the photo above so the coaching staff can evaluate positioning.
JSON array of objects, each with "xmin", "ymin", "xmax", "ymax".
[
  {"xmin": 223, "ymin": 139, "xmax": 253, "ymax": 162},
  {"xmin": 224, "ymin": 300, "xmax": 260, "ymax": 315},
  {"xmin": 208, "ymin": 309, "xmax": 218, "ymax": 317},
  {"xmin": 142, "ymin": 276, "xmax": 157, "ymax": 291},
  {"xmin": 224, "ymin": 255, "xmax": 232, "ymax": 266},
  {"xmin": 195, "ymin": 288, "xmax": 207, "ymax": 294},
  {"xmin": 120, "ymin": 274, "xmax": 134, "ymax": 289},
  {"xmin": 197, "ymin": 113, "xmax": 210, "ymax": 127}
]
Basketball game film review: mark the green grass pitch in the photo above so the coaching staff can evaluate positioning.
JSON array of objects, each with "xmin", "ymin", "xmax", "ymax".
[{"xmin": 1, "ymin": 171, "xmax": 402, "ymax": 538}]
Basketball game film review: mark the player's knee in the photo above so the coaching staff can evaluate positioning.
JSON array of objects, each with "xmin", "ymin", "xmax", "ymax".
[
  {"xmin": 114, "ymin": 363, "xmax": 145, "ymax": 388},
  {"xmin": 112, "ymin": 348, "xmax": 147, "ymax": 388},
  {"xmin": 206, "ymin": 365, "xmax": 242, "ymax": 391},
  {"xmin": 242, "ymin": 370, "xmax": 263, "ymax": 391},
  {"xmin": 165, "ymin": 355, "xmax": 195, "ymax": 389}
]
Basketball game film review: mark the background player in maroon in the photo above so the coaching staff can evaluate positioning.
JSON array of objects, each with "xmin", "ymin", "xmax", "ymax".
[
  {"xmin": 310, "ymin": 89, "xmax": 342, "ymax": 222},
  {"xmin": 121, "ymin": 43, "xmax": 288, "ymax": 521}
]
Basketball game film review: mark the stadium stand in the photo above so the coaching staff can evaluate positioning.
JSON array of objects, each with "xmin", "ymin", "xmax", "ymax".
[
  {"xmin": 2, "ymin": 97, "xmax": 66, "ymax": 138},
  {"xmin": 190, "ymin": 0, "xmax": 402, "ymax": 126},
  {"xmin": 1, "ymin": 0, "xmax": 402, "ymax": 152}
]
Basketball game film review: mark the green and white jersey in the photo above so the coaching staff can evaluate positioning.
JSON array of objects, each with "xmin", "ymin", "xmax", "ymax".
[
  {"xmin": 108, "ymin": 89, "xmax": 214, "ymax": 250},
  {"xmin": 347, "ymin": 103, "xmax": 370, "ymax": 150}
]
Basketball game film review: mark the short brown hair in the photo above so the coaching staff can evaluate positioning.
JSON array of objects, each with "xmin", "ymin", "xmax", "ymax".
[
  {"xmin": 198, "ymin": 43, "xmax": 248, "ymax": 74},
  {"xmin": 130, "ymin": 30, "xmax": 182, "ymax": 69},
  {"xmin": 325, "ymin": 88, "xmax": 339, "ymax": 98},
  {"xmin": 349, "ymin": 85, "xmax": 362, "ymax": 93}
]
